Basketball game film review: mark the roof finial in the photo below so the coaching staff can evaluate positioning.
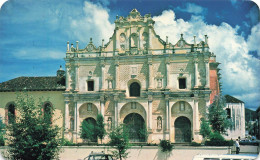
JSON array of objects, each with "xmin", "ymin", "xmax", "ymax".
[
  {"xmin": 193, "ymin": 36, "xmax": 196, "ymax": 46},
  {"xmin": 76, "ymin": 41, "xmax": 79, "ymax": 51},
  {"xmin": 205, "ymin": 35, "xmax": 208, "ymax": 45},
  {"xmin": 180, "ymin": 33, "xmax": 183, "ymax": 40},
  {"xmin": 67, "ymin": 41, "xmax": 70, "ymax": 52},
  {"xmin": 166, "ymin": 36, "xmax": 168, "ymax": 44},
  {"xmin": 102, "ymin": 39, "xmax": 104, "ymax": 47},
  {"xmin": 90, "ymin": 37, "xmax": 93, "ymax": 43}
]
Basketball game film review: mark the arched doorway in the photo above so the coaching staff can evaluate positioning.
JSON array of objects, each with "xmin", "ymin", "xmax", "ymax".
[
  {"xmin": 174, "ymin": 116, "xmax": 191, "ymax": 143},
  {"xmin": 129, "ymin": 82, "xmax": 140, "ymax": 97},
  {"xmin": 82, "ymin": 117, "xmax": 97, "ymax": 142},
  {"xmin": 123, "ymin": 113, "xmax": 146, "ymax": 142}
]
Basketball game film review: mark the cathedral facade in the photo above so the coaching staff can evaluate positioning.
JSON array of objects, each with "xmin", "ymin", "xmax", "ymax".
[
  {"xmin": 1, "ymin": 9, "xmax": 238, "ymax": 144},
  {"xmin": 63, "ymin": 9, "xmax": 220, "ymax": 143}
]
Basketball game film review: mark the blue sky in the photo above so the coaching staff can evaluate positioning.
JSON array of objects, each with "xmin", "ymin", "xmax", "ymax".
[{"xmin": 0, "ymin": 0, "xmax": 259, "ymax": 110}]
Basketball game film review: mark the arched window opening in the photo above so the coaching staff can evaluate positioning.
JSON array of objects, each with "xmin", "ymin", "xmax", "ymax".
[
  {"xmin": 44, "ymin": 103, "xmax": 52, "ymax": 123},
  {"xmin": 130, "ymin": 82, "xmax": 140, "ymax": 97},
  {"xmin": 8, "ymin": 104, "xmax": 15, "ymax": 124},
  {"xmin": 157, "ymin": 116, "xmax": 162, "ymax": 130}
]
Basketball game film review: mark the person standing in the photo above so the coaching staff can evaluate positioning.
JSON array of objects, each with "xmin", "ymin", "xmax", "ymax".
[{"xmin": 235, "ymin": 139, "xmax": 240, "ymax": 154}]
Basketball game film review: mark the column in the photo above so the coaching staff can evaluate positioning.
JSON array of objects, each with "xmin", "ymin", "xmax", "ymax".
[
  {"xmin": 73, "ymin": 101, "xmax": 78, "ymax": 143},
  {"xmin": 148, "ymin": 62, "xmax": 153, "ymax": 89},
  {"xmin": 139, "ymin": 29, "xmax": 143, "ymax": 50},
  {"xmin": 114, "ymin": 95, "xmax": 119, "ymax": 127},
  {"xmin": 166, "ymin": 62, "xmax": 170, "ymax": 89},
  {"xmin": 101, "ymin": 63, "xmax": 105, "ymax": 90},
  {"xmin": 205, "ymin": 60, "xmax": 210, "ymax": 88},
  {"xmin": 100, "ymin": 98, "xmax": 105, "ymax": 117},
  {"xmin": 65, "ymin": 65, "xmax": 70, "ymax": 91},
  {"xmin": 65, "ymin": 100, "xmax": 69, "ymax": 130},
  {"xmin": 75, "ymin": 65, "xmax": 79, "ymax": 91},
  {"xmin": 166, "ymin": 99, "xmax": 170, "ymax": 131},
  {"xmin": 74, "ymin": 102, "xmax": 77, "ymax": 132},
  {"xmin": 194, "ymin": 60, "xmax": 199, "ymax": 88},
  {"xmin": 114, "ymin": 101, "xmax": 118, "ymax": 127},
  {"xmin": 193, "ymin": 99, "xmax": 199, "ymax": 132},
  {"xmin": 115, "ymin": 29, "xmax": 119, "ymax": 51},
  {"xmin": 115, "ymin": 62, "xmax": 119, "ymax": 90},
  {"xmin": 148, "ymin": 27, "xmax": 152, "ymax": 50},
  {"xmin": 148, "ymin": 97, "xmax": 153, "ymax": 130},
  {"xmin": 169, "ymin": 100, "xmax": 172, "ymax": 142}
]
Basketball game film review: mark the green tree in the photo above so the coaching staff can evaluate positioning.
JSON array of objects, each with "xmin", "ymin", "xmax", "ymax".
[
  {"xmin": 139, "ymin": 124, "xmax": 148, "ymax": 142},
  {"xmin": 80, "ymin": 120, "xmax": 97, "ymax": 142},
  {"xmin": 0, "ymin": 116, "xmax": 5, "ymax": 146},
  {"xmin": 208, "ymin": 95, "xmax": 231, "ymax": 134},
  {"xmin": 96, "ymin": 114, "xmax": 106, "ymax": 144},
  {"xmin": 109, "ymin": 124, "xmax": 130, "ymax": 160},
  {"xmin": 5, "ymin": 93, "xmax": 61, "ymax": 160},
  {"xmin": 199, "ymin": 118, "xmax": 212, "ymax": 140}
]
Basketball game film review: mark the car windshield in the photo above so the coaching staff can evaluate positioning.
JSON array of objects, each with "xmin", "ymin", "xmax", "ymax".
[{"xmin": 88, "ymin": 155, "xmax": 113, "ymax": 160}]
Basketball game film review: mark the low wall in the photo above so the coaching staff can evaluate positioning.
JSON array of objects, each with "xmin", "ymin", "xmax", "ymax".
[
  {"xmin": 1, "ymin": 145, "xmax": 258, "ymax": 160},
  {"xmin": 59, "ymin": 146, "xmax": 230, "ymax": 160}
]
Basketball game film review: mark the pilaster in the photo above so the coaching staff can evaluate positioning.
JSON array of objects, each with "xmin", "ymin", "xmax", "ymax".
[
  {"xmin": 194, "ymin": 59, "xmax": 199, "ymax": 88},
  {"xmin": 205, "ymin": 60, "xmax": 210, "ymax": 88}
]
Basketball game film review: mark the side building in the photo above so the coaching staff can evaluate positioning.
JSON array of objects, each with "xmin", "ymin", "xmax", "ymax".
[
  {"xmin": 224, "ymin": 95, "xmax": 245, "ymax": 140},
  {"xmin": 0, "ymin": 67, "xmax": 66, "ymax": 134}
]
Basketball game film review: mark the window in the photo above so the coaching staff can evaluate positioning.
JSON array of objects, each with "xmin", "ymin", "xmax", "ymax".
[
  {"xmin": 179, "ymin": 78, "xmax": 186, "ymax": 89},
  {"xmin": 87, "ymin": 80, "xmax": 94, "ymax": 91},
  {"xmin": 8, "ymin": 104, "xmax": 15, "ymax": 124},
  {"xmin": 226, "ymin": 108, "xmax": 231, "ymax": 119},
  {"xmin": 157, "ymin": 116, "xmax": 162, "ymax": 130},
  {"xmin": 130, "ymin": 82, "xmax": 140, "ymax": 97},
  {"xmin": 179, "ymin": 102, "xmax": 185, "ymax": 111},
  {"xmin": 87, "ymin": 103, "xmax": 92, "ymax": 111}
]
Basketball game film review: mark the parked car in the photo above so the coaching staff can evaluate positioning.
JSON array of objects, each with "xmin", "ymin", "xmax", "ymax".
[
  {"xmin": 239, "ymin": 139, "xmax": 259, "ymax": 146},
  {"xmin": 83, "ymin": 151, "xmax": 114, "ymax": 160},
  {"xmin": 192, "ymin": 154, "xmax": 258, "ymax": 160}
]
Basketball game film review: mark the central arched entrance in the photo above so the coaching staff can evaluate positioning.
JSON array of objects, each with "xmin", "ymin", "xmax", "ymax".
[
  {"xmin": 82, "ymin": 117, "xmax": 97, "ymax": 142},
  {"xmin": 123, "ymin": 113, "xmax": 146, "ymax": 142},
  {"xmin": 174, "ymin": 116, "xmax": 191, "ymax": 143}
]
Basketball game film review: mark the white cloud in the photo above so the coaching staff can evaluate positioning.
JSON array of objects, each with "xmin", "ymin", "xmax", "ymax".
[
  {"xmin": 247, "ymin": 23, "xmax": 260, "ymax": 56},
  {"xmin": 153, "ymin": 10, "xmax": 260, "ymax": 108},
  {"xmin": 0, "ymin": 0, "xmax": 8, "ymax": 10},
  {"xmin": 67, "ymin": 1, "xmax": 114, "ymax": 47},
  {"xmin": 176, "ymin": 3, "xmax": 207, "ymax": 15}
]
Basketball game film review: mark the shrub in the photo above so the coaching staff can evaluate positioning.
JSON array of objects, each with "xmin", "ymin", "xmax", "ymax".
[
  {"xmin": 159, "ymin": 140, "xmax": 173, "ymax": 152},
  {"xmin": 191, "ymin": 142, "xmax": 201, "ymax": 146},
  {"xmin": 204, "ymin": 132, "xmax": 233, "ymax": 146},
  {"xmin": 209, "ymin": 132, "xmax": 225, "ymax": 142},
  {"xmin": 61, "ymin": 138, "xmax": 76, "ymax": 146}
]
